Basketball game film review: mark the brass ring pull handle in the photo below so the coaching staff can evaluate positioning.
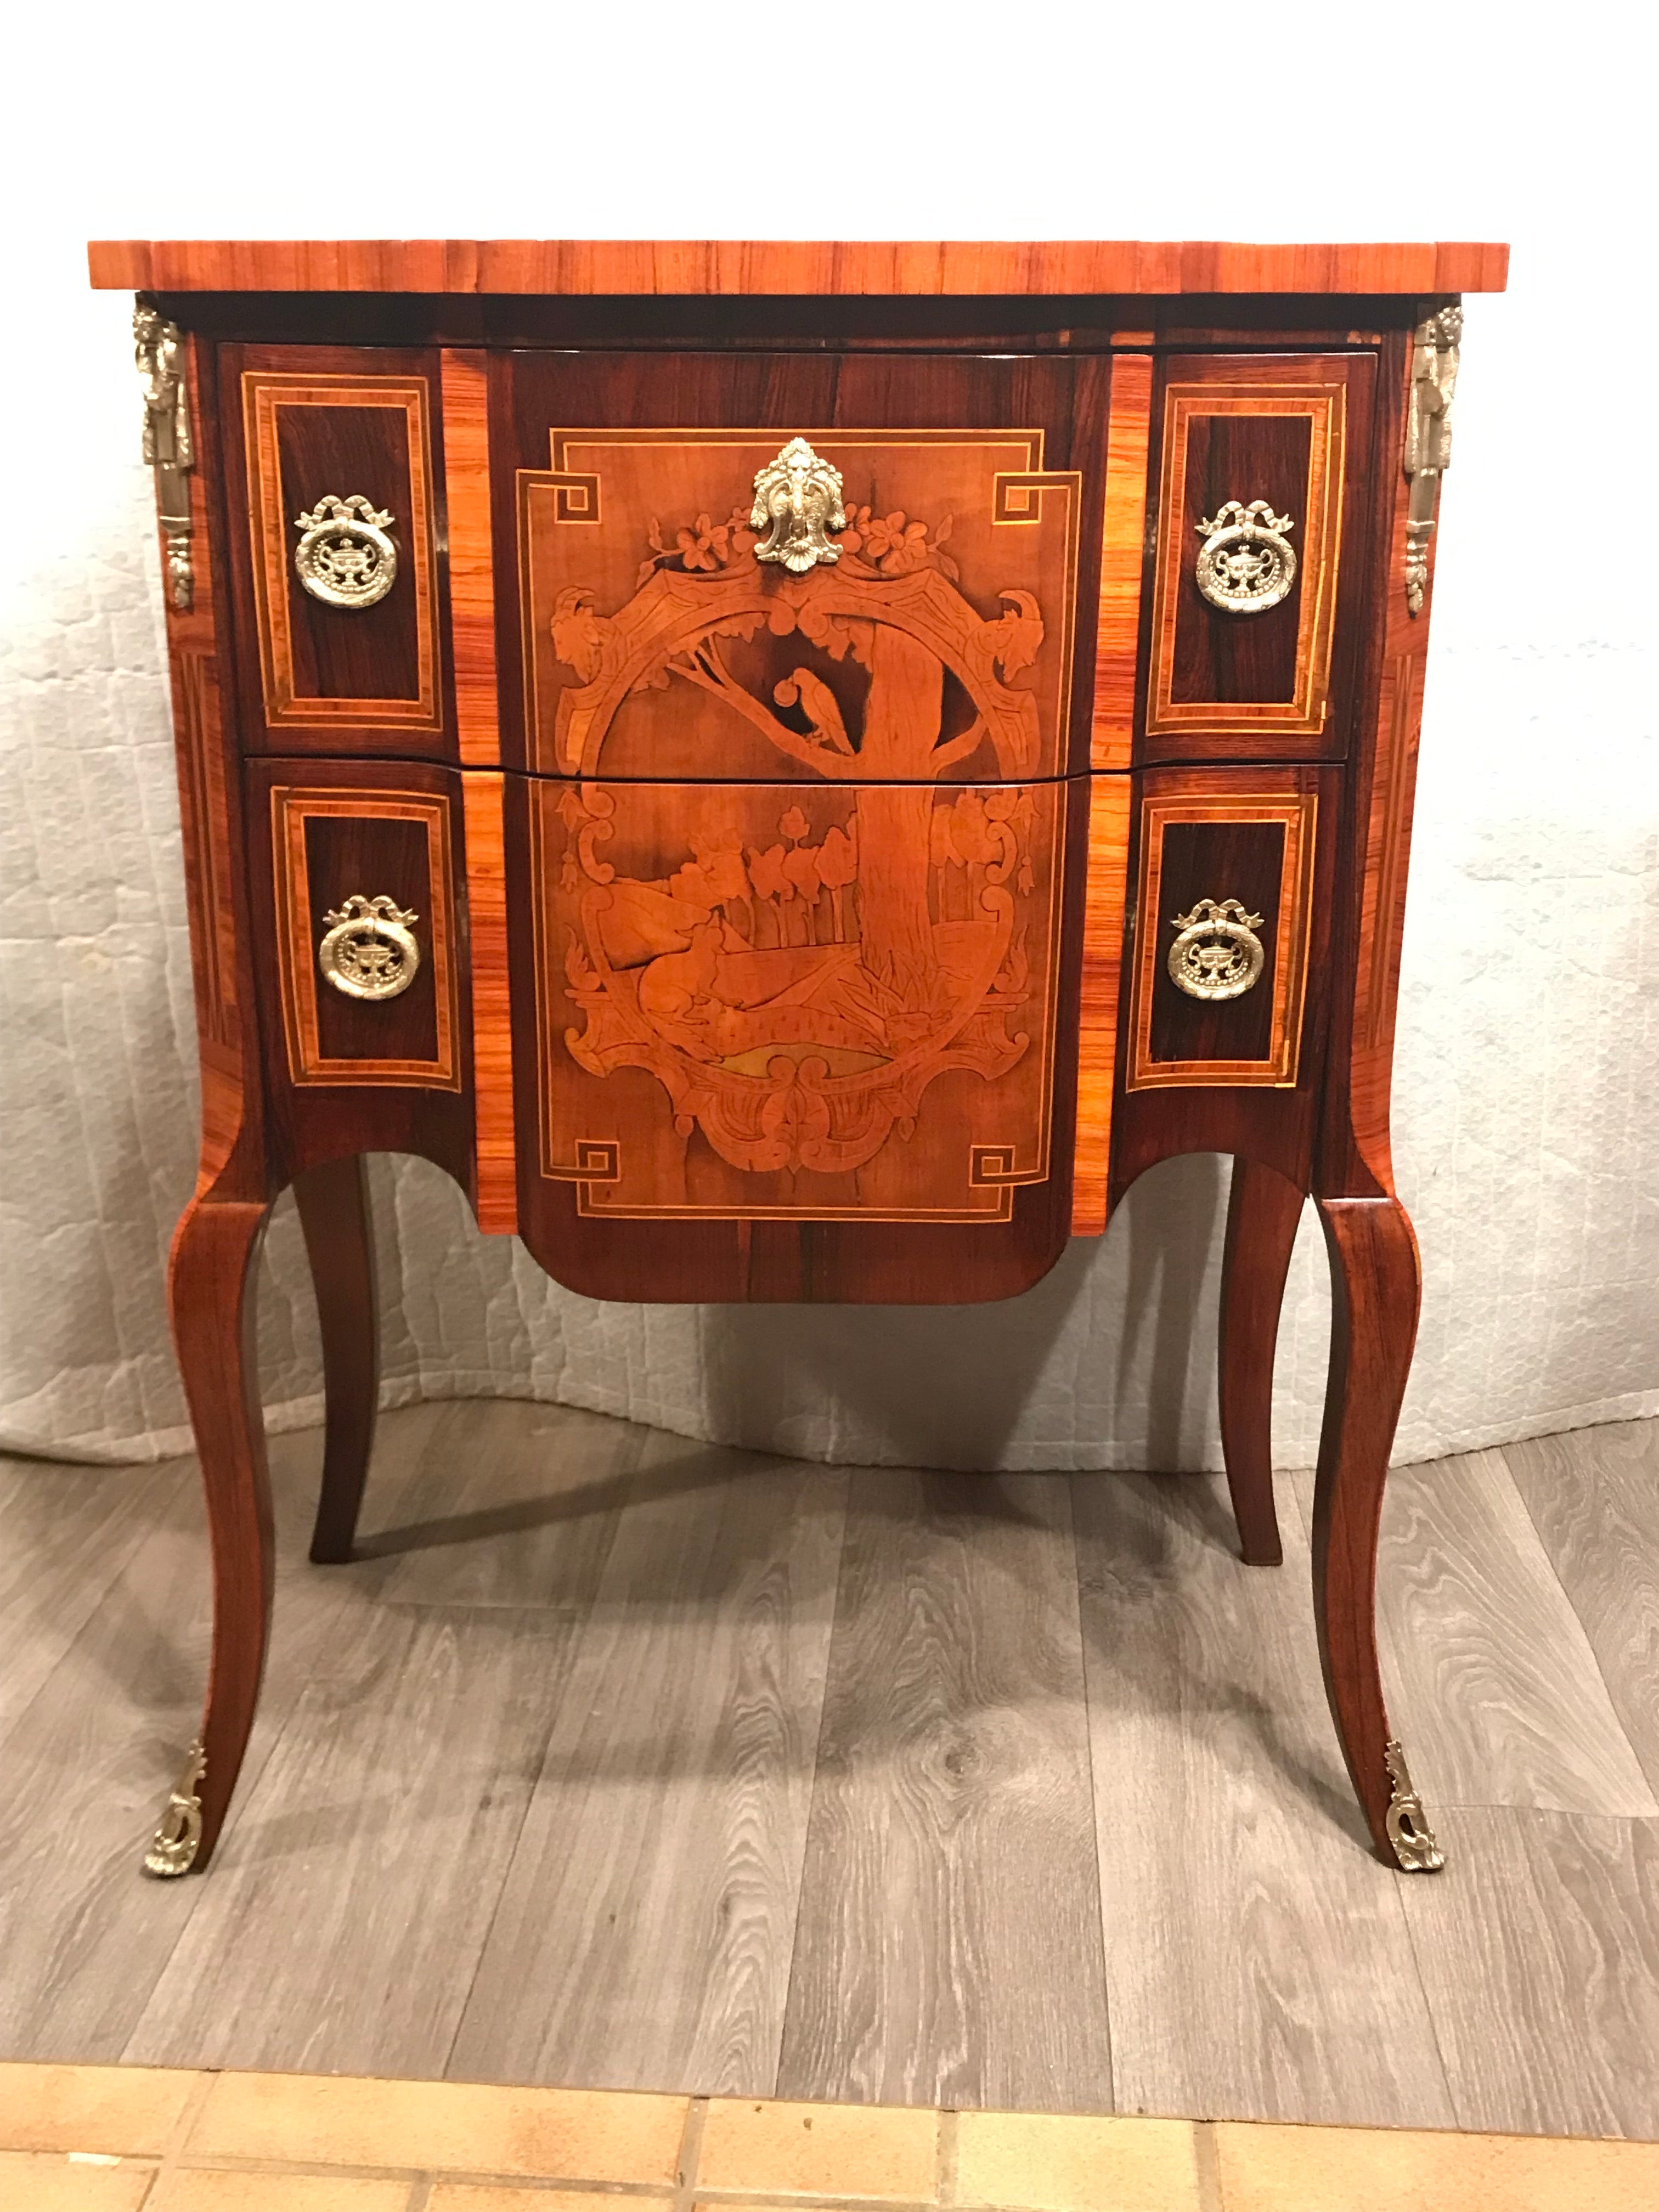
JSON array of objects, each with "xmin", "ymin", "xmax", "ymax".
[
  {"xmin": 318, "ymin": 894, "xmax": 421, "ymax": 1000},
  {"xmin": 1167, "ymin": 898, "xmax": 1266, "ymax": 1001},
  {"xmin": 293, "ymin": 493, "xmax": 399, "ymax": 608},
  {"xmin": 1194, "ymin": 498, "xmax": 1296, "ymax": 613}
]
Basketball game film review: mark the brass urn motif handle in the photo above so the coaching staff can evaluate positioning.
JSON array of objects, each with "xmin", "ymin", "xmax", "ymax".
[
  {"xmin": 293, "ymin": 493, "xmax": 399, "ymax": 608},
  {"xmin": 318, "ymin": 894, "xmax": 421, "ymax": 1000},
  {"xmin": 1194, "ymin": 498, "xmax": 1297, "ymax": 614},
  {"xmin": 749, "ymin": 437, "xmax": 846, "ymax": 573},
  {"xmin": 1167, "ymin": 898, "xmax": 1265, "ymax": 1001}
]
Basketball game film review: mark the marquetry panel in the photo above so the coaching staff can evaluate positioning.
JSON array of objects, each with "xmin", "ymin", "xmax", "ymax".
[
  {"xmin": 518, "ymin": 428, "xmax": 1080, "ymax": 783},
  {"xmin": 269, "ymin": 785, "xmax": 461, "ymax": 1089},
  {"xmin": 1126, "ymin": 777, "xmax": 1318, "ymax": 1091},
  {"xmin": 241, "ymin": 367, "xmax": 443, "ymax": 732},
  {"xmin": 527, "ymin": 776, "xmax": 1066, "ymax": 1222},
  {"xmin": 1144, "ymin": 356, "xmax": 1370, "ymax": 755}
]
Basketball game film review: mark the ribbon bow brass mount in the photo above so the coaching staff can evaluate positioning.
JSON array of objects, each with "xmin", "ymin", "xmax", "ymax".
[
  {"xmin": 293, "ymin": 494, "xmax": 400, "ymax": 608},
  {"xmin": 318, "ymin": 894, "xmax": 422, "ymax": 1000},
  {"xmin": 1167, "ymin": 897, "xmax": 1266, "ymax": 1002},
  {"xmin": 749, "ymin": 437, "xmax": 847, "ymax": 573},
  {"xmin": 1194, "ymin": 498, "xmax": 1297, "ymax": 614}
]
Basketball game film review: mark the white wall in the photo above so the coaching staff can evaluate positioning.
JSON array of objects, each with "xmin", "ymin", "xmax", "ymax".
[{"xmin": 2, "ymin": 3, "xmax": 1654, "ymax": 1468}]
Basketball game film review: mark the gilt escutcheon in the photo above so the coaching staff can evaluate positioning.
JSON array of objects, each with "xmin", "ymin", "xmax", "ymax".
[{"xmin": 749, "ymin": 438, "xmax": 847, "ymax": 573}]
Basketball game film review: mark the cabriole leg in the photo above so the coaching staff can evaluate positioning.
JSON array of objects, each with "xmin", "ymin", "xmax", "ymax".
[
  {"xmin": 294, "ymin": 1154, "xmax": 379, "ymax": 1565},
  {"xmin": 1218, "ymin": 1156, "xmax": 1304, "ymax": 1566},
  {"xmin": 1311, "ymin": 1195, "xmax": 1443, "ymax": 1871},
  {"xmin": 146, "ymin": 1192, "xmax": 275, "ymax": 1877}
]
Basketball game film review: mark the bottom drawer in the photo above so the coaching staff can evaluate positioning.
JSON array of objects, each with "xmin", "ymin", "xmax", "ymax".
[
  {"xmin": 246, "ymin": 755, "xmax": 475, "ymax": 1186},
  {"xmin": 1124, "ymin": 763, "xmax": 1334, "ymax": 1093},
  {"xmin": 1110, "ymin": 761, "xmax": 1339, "ymax": 1199},
  {"xmin": 509, "ymin": 773, "xmax": 1092, "ymax": 1304}
]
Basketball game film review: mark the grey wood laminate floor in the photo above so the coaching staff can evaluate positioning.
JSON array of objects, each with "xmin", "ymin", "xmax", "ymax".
[{"xmin": 2, "ymin": 1405, "xmax": 1655, "ymax": 2138}]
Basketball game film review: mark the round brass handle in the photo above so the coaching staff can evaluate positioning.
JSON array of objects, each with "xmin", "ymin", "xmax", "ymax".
[
  {"xmin": 1194, "ymin": 498, "xmax": 1296, "ymax": 614},
  {"xmin": 1167, "ymin": 898, "xmax": 1265, "ymax": 1002},
  {"xmin": 293, "ymin": 493, "xmax": 399, "ymax": 608},
  {"xmin": 318, "ymin": 895, "xmax": 421, "ymax": 1000}
]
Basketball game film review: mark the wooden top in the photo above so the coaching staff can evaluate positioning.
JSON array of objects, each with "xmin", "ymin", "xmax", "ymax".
[{"xmin": 88, "ymin": 238, "xmax": 1509, "ymax": 297}]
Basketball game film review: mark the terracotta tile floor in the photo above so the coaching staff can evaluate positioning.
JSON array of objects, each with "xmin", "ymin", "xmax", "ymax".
[{"xmin": 2, "ymin": 2063, "xmax": 1656, "ymax": 2212}]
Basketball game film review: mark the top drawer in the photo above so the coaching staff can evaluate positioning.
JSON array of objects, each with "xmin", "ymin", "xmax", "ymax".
[
  {"xmin": 1138, "ymin": 353, "xmax": 1376, "ymax": 764},
  {"xmin": 500, "ymin": 347, "xmax": 1107, "ymax": 782},
  {"xmin": 221, "ymin": 345, "xmax": 455, "ymax": 756}
]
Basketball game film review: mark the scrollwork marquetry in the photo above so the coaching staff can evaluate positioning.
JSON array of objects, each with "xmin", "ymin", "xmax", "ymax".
[
  {"xmin": 1403, "ymin": 301, "xmax": 1462, "ymax": 614},
  {"xmin": 133, "ymin": 297, "xmax": 195, "ymax": 610}
]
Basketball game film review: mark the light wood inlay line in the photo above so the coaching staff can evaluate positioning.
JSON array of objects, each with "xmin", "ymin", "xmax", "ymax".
[{"xmin": 1092, "ymin": 354, "xmax": 1153, "ymax": 772}]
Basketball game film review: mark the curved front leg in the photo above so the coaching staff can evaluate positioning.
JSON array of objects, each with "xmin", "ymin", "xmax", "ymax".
[
  {"xmin": 1218, "ymin": 1157, "xmax": 1304, "ymax": 1566},
  {"xmin": 145, "ymin": 1191, "xmax": 274, "ymax": 1877},
  {"xmin": 294, "ymin": 1155, "xmax": 379, "ymax": 1565},
  {"xmin": 1311, "ymin": 1196, "xmax": 1443, "ymax": 1870}
]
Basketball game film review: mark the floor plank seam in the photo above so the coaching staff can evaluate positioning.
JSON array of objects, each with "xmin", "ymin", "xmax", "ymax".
[
  {"xmin": 1500, "ymin": 1438, "xmax": 1659, "ymax": 1804},
  {"xmin": 1062, "ymin": 1474, "xmax": 1117, "ymax": 2113},
  {"xmin": 771, "ymin": 1487, "xmax": 856, "ymax": 2099}
]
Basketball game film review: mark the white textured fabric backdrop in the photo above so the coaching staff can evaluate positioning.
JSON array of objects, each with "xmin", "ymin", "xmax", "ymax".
[{"xmin": 3, "ymin": 9, "xmax": 1655, "ymax": 1469}]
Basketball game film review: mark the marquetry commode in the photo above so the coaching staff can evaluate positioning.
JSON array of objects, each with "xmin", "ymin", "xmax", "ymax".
[{"xmin": 91, "ymin": 235, "xmax": 1507, "ymax": 1882}]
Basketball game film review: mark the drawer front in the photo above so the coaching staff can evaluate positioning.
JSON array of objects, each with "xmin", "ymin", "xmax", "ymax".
[
  {"xmin": 224, "ymin": 346, "xmax": 453, "ymax": 754},
  {"xmin": 507, "ymin": 768, "xmax": 1090, "ymax": 1302},
  {"xmin": 503, "ymin": 349, "xmax": 1104, "ymax": 783},
  {"xmin": 1124, "ymin": 764, "xmax": 1336, "ymax": 1092},
  {"xmin": 1139, "ymin": 354, "xmax": 1375, "ymax": 763},
  {"xmin": 528, "ymin": 772, "xmax": 1067, "ymax": 1218}
]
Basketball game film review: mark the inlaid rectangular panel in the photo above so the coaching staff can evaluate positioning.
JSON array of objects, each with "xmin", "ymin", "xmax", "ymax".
[
  {"xmin": 237, "ymin": 352, "xmax": 444, "ymax": 736},
  {"xmin": 1125, "ymin": 774, "xmax": 1319, "ymax": 1091},
  {"xmin": 528, "ymin": 776, "xmax": 1066, "ymax": 1222},
  {"xmin": 1142, "ymin": 354, "xmax": 1374, "ymax": 759},
  {"xmin": 517, "ymin": 427, "xmax": 1080, "ymax": 783},
  {"xmin": 269, "ymin": 783, "xmax": 461, "ymax": 1089}
]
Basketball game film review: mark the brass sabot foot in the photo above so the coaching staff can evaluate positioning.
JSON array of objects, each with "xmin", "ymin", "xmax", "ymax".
[
  {"xmin": 1384, "ymin": 1738, "xmax": 1444, "ymax": 1871},
  {"xmin": 143, "ymin": 1739, "xmax": 206, "ymax": 1877}
]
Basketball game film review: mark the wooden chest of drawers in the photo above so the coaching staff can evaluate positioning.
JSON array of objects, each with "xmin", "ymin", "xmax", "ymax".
[{"xmin": 92, "ymin": 235, "xmax": 1506, "ymax": 1881}]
